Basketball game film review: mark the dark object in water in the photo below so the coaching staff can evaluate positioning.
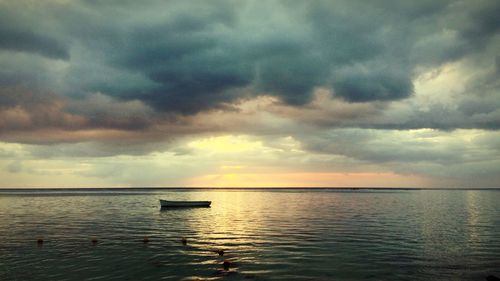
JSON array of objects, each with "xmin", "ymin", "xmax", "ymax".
[
  {"xmin": 216, "ymin": 249, "xmax": 224, "ymax": 256},
  {"xmin": 91, "ymin": 238, "xmax": 98, "ymax": 245},
  {"xmin": 37, "ymin": 238, "xmax": 43, "ymax": 245},
  {"xmin": 181, "ymin": 237, "xmax": 187, "ymax": 245},
  {"xmin": 486, "ymin": 275, "xmax": 500, "ymax": 281},
  {"xmin": 143, "ymin": 236, "xmax": 149, "ymax": 243},
  {"xmin": 160, "ymin": 199, "xmax": 211, "ymax": 208},
  {"xmin": 223, "ymin": 260, "xmax": 231, "ymax": 271}
]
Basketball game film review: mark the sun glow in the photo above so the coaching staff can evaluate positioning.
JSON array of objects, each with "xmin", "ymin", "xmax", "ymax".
[{"xmin": 187, "ymin": 135, "xmax": 264, "ymax": 153}]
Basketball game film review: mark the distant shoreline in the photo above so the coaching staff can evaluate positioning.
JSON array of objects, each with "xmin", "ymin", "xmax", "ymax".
[{"xmin": 0, "ymin": 187, "xmax": 499, "ymax": 191}]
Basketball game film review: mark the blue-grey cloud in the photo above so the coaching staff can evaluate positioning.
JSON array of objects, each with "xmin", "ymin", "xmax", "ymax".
[
  {"xmin": 0, "ymin": 0, "xmax": 499, "ymax": 136},
  {"xmin": 0, "ymin": 5, "xmax": 69, "ymax": 60},
  {"xmin": 0, "ymin": 28, "xmax": 69, "ymax": 60},
  {"xmin": 52, "ymin": 0, "xmax": 445, "ymax": 110}
]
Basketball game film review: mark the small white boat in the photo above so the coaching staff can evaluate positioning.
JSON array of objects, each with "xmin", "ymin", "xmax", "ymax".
[{"xmin": 160, "ymin": 199, "xmax": 211, "ymax": 208}]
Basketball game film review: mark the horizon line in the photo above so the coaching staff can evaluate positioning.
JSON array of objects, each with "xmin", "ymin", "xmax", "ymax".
[{"xmin": 0, "ymin": 187, "xmax": 499, "ymax": 191}]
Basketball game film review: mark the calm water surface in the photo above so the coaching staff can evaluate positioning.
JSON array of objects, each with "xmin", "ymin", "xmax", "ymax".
[{"xmin": 0, "ymin": 189, "xmax": 499, "ymax": 280}]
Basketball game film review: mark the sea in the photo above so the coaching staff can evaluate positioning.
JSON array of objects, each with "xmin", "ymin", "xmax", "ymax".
[{"xmin": 0, "ymin": 188, "xmax": 499, "ymax": 281}]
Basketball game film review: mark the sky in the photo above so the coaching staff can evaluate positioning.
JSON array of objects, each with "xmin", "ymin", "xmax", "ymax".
[{"xmin": 0, "ymin": 0, "xmax": 499, "ymax": 188}]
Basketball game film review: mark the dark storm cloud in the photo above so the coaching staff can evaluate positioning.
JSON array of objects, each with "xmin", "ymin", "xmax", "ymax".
[
  {"xmin": 58, "ymin": 0, "xmax": 426, "ymax": 110},
  {"xmin": 0, "ymin": 27, "xmax": 69, "ymax": 60},
  {"xmin": 0, "ymin": 0, "xmax": 499, "ymax": 135},
  {"xmin": 332, "ymin": 69, "xmax": 414, "ymax": 102},
  {"xmin": 80, "ymin": 0, "xmax": 500, "ymax": 113},
  {"xmin": 0, "ymin": 5, "xmax": 69, "ymax": 60},
  {"xmin": 453, "ymin": 0, "xmax": 500, "ymax": 45}
]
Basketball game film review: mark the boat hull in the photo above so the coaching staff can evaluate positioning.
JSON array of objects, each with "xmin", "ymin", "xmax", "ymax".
[{"xmin": 160, "ymin": 199, "xmax": 211, "ymax": 208}]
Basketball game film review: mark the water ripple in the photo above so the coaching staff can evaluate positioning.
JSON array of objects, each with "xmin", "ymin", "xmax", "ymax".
[{"xmin": 1, "ymin": 190, "xmax": 500, "ymax": 280}]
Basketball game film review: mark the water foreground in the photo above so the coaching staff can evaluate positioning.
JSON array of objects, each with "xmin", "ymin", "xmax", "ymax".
[{"xmin": 0, "ymin": 188, "xmax": 499, "ymax": 280}]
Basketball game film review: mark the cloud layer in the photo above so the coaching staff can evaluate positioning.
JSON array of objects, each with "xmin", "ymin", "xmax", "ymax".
[
  {"xmin": 1, "ymin": 0, "xmax": 498, "ymax": 117},
  {"xmin": 0, "ymin": 0, "xmax": 499, "ymax": 187}
]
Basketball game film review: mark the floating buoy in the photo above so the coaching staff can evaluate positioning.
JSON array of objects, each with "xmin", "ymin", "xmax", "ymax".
[
  {"xmin": 181, "ymin": 237, "xmax": 187, "ymax": 245},
  {"xmin": 143, "ymin": 236, "xmax": 149, "ymax": 243},
  {"xmin": 91, "ymin": 238, "xmax": 98, "ymax": 245},
  {"xmin": 37, "ymin": 238, "xmax": 44, "ymax": 245},
  {"xmin": 223, "ymin": 260, "xmax": 231, "ymax": 271}
]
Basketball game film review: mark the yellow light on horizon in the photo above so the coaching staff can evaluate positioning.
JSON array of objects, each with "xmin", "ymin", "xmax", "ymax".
[{"xmin": 185, "ymin": 172, "xmax": 432, "ymax": 188}]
